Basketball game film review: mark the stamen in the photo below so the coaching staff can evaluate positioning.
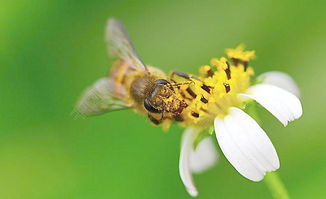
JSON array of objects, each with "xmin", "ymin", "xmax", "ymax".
[
  {"xmin": 207, "ymin": 69, "xmax": 214, "ymax": 77},
  {"xmin": 226, "ymin": 61, "xmax": 230, "ymax": 68},
  {"xmin": 225, "ymin": 68, "xmax": 231, "ymax": 80},
  {"xmin": 200, "ymin": 96, "xmax": 208, "ymax": 104},
  {"xmin": 223, "ymin": 83, "xmax": 231, "ymax": 93},
  {"xmin": 186, "ymin": 87, "xmax": 197, "ymax": 99},
  {"xmin": 201, "ymin": 84, "xmax": 211, "ymax": 94},
  {"xmin": 232, "ymin": 58, "xmax": 240, "ymax": 66},
  {"xmin": 191, "ymin": 112, "xmax": 199, "ymax": 118},
  {"xmin": 225, "ymin": 61, "xmax": 231, "ymax": 80},
  {"xmin": 243, "ymin": 61, "xmax": 248, "ymax": 71}
]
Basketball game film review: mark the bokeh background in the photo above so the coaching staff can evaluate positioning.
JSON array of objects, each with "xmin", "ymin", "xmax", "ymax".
[{"xmin": 1, "ymin": 0, "xmax": 326, "ymax": 198}]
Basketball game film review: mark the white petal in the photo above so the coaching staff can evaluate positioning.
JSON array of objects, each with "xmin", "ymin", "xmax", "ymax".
[
  {"xmin": 189, "ymin": 137, "xmax": 218, "ymax": 174},
  {"xmin": 179, "ymin": 128, "xmax": 199, "ymax": 197},
  {"xmin": 239, "ymin": 84, "xmax": 302, "ymax": 126},
  {"xmin": 257, "ymin": 71, "xmax": 300, "ymax": 98},
  {"xmin": 214, "ymin": 107, "xmax": 279, "ymax": 182}
]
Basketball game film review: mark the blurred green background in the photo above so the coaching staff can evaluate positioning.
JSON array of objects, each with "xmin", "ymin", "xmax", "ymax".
[{"xmin": 1, "ymin": 0, "xmax": 326, "ymax": 198}]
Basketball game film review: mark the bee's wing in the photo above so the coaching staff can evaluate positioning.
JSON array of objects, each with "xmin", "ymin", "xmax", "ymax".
[
  {"xmin": 106, "ymin": 18, "xmax": 147, "ymax": 71},
  {"xmin": 74, "ymin": 78, "xmax": 130, "ymax": 117}
]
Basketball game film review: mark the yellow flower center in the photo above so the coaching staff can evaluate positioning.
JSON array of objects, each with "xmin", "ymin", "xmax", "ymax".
[{"xmin": 172, "ymin": 45, "xmax": 255, "ymax": 129}]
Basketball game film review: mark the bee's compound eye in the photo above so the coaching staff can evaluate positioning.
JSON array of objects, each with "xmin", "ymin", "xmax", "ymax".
[
  {"xmin": 155, "ymin": 79, "xmax": 169, "ymax": 85},
  {"xmin": 144, "ymin": 98, "xmax": 162, "ymax": 113}
]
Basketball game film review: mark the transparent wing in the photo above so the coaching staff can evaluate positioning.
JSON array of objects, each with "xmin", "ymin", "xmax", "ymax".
[
  {"xmin": 106, "ymin": 18, "xmax": 147, "ymax": 71},
  {"xmin": 74, "ymin": 78, "xmax": 129, "ymax": 117}
]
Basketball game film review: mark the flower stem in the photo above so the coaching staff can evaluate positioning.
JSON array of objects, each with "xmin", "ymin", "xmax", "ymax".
[{"xmin": 264, "ymin": 172, "xmax": 290, "ymax": 199}]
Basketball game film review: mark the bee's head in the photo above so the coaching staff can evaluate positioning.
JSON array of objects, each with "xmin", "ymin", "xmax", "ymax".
[
  {"xmin": 143, "ymin": 79, "xmax": 171, "ymax": 113},
  {"xmin": 144, "ymin": 79, "xmax": 184, "ymax": 113}
]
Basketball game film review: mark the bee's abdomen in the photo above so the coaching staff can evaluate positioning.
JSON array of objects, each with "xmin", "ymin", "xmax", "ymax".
[{"xmin": 109, "ymin": 60, "xmax": 138, "ymax": 99}]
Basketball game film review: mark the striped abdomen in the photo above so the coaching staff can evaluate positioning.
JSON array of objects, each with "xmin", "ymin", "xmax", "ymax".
[{"xmin": 109, "ymin": 59, "xmax": 139, "ymax": 101}]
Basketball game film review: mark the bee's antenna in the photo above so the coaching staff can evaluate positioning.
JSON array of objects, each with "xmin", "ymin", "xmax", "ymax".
[{"xmin": 170, "ymin": 82, "xmax": 193, "ymax": 87}]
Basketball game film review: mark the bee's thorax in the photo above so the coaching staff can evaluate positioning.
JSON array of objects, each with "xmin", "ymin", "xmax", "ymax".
[{"xmin": 130, "ymin": 76, "xmax": 155, "ymax": 105}]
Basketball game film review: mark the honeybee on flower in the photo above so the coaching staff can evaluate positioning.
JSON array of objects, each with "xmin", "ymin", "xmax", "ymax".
[{"xmin": 75, "ymin": 18, "xmax": 302, "ymax": 197}]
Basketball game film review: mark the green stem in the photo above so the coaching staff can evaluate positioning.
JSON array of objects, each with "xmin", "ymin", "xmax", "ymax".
[{"xmin": 264, "ymin": 172, "xmax": 290, "ymax": 199}]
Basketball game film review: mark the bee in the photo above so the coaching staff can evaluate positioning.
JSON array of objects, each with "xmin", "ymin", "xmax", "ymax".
[{"xmin": 75, "ymin": 18, "xmax": 193, "ymax": 125}]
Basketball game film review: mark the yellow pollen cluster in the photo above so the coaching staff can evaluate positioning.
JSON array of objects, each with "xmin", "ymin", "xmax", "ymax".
[
  {"xmin": 174, "ymin": 45, "xmax": 255, "ymax": 129},
  {"xmin": 225, "ymin": 44, "xmax": 255, "ymax": 62}
]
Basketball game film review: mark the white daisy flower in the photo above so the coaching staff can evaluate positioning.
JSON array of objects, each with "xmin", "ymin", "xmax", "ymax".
[
  {"xmin": 74, "ymin": 20, "xmax": 302, "ymax": 198},
  {"xmin": 178, "ymin": 45, "xmax": 302, "ymax": 197}
]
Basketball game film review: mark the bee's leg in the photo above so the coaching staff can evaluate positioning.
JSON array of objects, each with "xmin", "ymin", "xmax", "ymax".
[
  {"xmin": 168, "ymin": 72, "xmax": 194, "ymax": 92},
  {"xmin": 171, "ymin": 71, "xmax": 190, "ymax": 80},
  {"xmin": 173, "ymin": 113, "xmax": 184, "ymax": 122},
  {"xmin": 148, "ymin": 110, "xmax": 166, "ymax": 125},
  {"xmin": 147, "ymin": 113, "xmax": 163, "ymax": 125},
  {"xmin": 160, "ymin": 111, "xmax": 165, "ymax": 121},
  {"xmin": 170, "ymin": 71, "xmax": 202, "ymax": 82}
]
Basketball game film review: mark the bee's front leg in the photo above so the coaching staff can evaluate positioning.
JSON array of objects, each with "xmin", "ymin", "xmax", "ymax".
[
  {"xmin": 170, "ymin": 71, "xmax": 190, "ymax": 80},
  {"xmin": 147, "ymin": 112, "xmax": 164, "ymax": 125},
  {"xmin": 170, "ymin": 71, "xmax": 202, "ymax": 81}
]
